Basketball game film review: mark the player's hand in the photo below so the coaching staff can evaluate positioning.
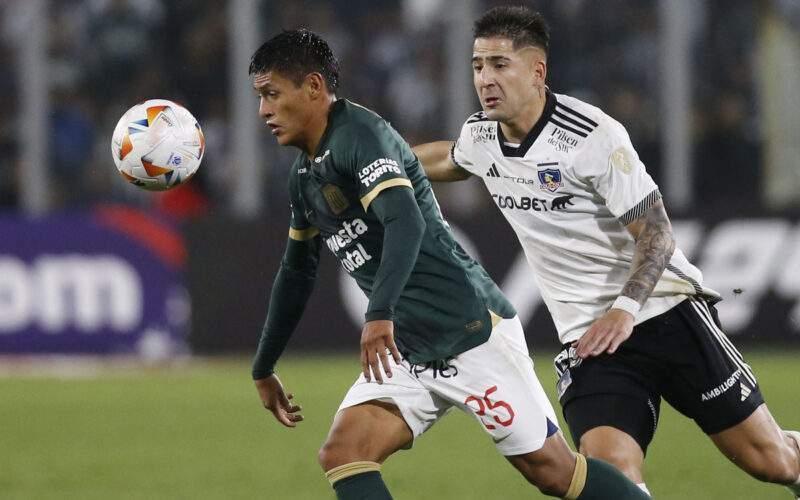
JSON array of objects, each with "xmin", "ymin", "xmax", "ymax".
[
  {"xmin": 254, "ymin": 374, "xmax": 304, "ymax": 428},
  {"xmin": 573, "ymin": 309, "xmax": 635, "ymax": 359},
  {"xmin": 360, "ymin": 320, "xmax": 402, "ymax": 384}
]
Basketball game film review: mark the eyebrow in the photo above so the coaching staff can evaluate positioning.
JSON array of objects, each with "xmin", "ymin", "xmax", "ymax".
[{"xmin": 471, "ymin": 55, "xmax": 511, "ymax": 63}]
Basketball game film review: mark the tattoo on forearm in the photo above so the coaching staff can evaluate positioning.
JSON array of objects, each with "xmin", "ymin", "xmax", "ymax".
[{"xmin": 622, "ymin": 202, "xmax": 676, "ymax": 304}]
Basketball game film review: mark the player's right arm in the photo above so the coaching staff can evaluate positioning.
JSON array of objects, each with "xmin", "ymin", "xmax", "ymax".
[
  {"xmin": 412, "ymin": 141, "xmax": 472, "ymax": 182},
  {"xmin": 253, "ymin": 234, "xmax": 320, "ymax": 427},
  {"xmin": 252, "ymin": 191, "xmax": 322, "ymax": 426}
]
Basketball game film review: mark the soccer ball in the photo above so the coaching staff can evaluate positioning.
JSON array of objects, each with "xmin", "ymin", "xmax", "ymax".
[{"xmin": 111, "ymin": 99, "xmax": 205, "ymax": 191}]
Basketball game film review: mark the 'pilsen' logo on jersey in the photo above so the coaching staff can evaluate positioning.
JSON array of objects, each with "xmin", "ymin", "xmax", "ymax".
[
  {"xmin": 325, "ymin": 218, "xmax": 373, "ymax": 273},
  {"xmin": 547, "ymin": 127, "xmax": 579, "ymax": 153},
  {"xmin": 471, "ymin": 124, "xmax": 496, "ymax": 143}
]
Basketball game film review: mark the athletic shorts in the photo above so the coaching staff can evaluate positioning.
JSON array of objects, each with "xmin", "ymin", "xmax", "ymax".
[
  {"xmin": 553, "ymin": 297, "xmax": 764, "ymax": 454},
  {"xmin": 339, "ymin": 316, "xmax": 560, "ymax": 456}
]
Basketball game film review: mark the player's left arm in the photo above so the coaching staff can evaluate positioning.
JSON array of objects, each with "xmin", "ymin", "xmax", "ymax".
[
  {"xmin": 573, "ymin": 118, "xmax": 676, "ymax": 359},
  {"xmin": 360, "ymin": 186, "xmax": 425, "ymax": 383},
  {"xmin": 412, "ymin": 141, "xmax": 472, "ymax": 182},
  {"xmin": 620, "ymin": 199, "xmax": 676, "ymax": 304},
  {"xmin": 574, "ymin": 199, "xmax": 676, "ymax": 359}
]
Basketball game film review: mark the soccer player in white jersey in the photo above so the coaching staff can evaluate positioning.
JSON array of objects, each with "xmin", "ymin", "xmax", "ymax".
[{"xmin": 414, "ymin": 6, "xmax": 800, "ymax": 498}]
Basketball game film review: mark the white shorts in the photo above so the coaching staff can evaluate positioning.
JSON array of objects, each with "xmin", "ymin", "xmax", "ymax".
[{"xmin": 338, "ymin": 316, "xmax": 559, "ymax": 456}]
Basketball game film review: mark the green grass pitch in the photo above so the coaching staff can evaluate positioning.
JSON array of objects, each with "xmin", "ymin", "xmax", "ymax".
[{"xmin": 0, "ymin": 349, "xmax": 798, "ymax": 499}]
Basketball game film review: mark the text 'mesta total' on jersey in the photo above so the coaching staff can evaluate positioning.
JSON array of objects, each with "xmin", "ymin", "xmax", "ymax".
[
  {"xmin": 452, "ymin": 89, "xmax": 720, "ymax": 344},
  {"xmin": 287, "ymin": 99, "xmax": 515, "ymax": 364}
]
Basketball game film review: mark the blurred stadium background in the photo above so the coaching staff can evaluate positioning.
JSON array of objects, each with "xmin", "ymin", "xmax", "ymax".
[{"xmin": 1, "ymin": 0, "xmax": 799, "ymax": 498}]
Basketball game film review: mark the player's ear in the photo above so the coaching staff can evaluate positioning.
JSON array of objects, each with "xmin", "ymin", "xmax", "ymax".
[
  {"xmin": 532, "ymin": 53, "xmax": 547, "ymax": 87},
  {"xmin": 305, "ymin": 72, "xmax": 325, "ymax": 99}
]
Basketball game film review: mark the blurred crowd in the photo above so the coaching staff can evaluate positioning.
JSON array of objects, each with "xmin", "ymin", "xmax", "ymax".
[{"xmin": 0, "ymin": 0, "xmax": 777, "ymax": 217}]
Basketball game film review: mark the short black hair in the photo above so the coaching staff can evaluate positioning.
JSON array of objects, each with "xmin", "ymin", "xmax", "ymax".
[
  {"xmin": 473, "ymin": 6, "xmax": 550, "ymax": 54},
  {"xmin": 248, "ymin": 28, "xmax": 340, "ymax": 93}
]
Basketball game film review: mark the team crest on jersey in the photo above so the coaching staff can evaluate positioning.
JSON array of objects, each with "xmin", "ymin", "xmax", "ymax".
[
  {"xmin": 322, "ymin": 184, "xmax": 350, "ymax": 214},
  {"xmin": 538, "ymin": 168, "xmax": 565, "ymax": 192}
]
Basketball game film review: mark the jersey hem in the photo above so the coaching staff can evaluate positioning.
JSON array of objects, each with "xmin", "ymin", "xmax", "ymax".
[{"xmin": 557, "ymin": 294, "xmax": 690, "ymax": 344}]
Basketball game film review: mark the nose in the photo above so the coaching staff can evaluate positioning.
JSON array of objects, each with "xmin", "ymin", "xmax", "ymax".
[
  {"xmin": 479, "ymin": 67, "xmax": 495, "ymax": 88},
  {"xmin": 258, "ymin": 97, "xmax": 273, "ymax": 119}
]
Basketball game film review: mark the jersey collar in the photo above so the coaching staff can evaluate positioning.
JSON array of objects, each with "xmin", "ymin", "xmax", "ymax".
[{"xmin": 496, "ymin": 88, "xmax": 557, "ymax": 158}]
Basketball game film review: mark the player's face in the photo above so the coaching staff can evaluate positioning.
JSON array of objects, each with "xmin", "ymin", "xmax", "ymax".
[
  {"xmin": 472, "ymin": 37, "xmax": 545, "ymax": 124},
  {"xmin": 253, "ymin": 70, "xmax": 316, "ymax": 148}
]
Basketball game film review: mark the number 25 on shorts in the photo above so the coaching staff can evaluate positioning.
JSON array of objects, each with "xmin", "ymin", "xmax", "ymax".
[{"xmin": 465, "ymin": 386, "xmax": 515, "ymax": 430}]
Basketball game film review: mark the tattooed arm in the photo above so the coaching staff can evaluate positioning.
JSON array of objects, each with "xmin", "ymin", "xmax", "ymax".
[
  {"xmin": 573, "ymin": 199, "xmax": 676, "ymax": 359},
  {"xmin": 620, "ymin": 199, "xmax": 676, "ymax": 303}
]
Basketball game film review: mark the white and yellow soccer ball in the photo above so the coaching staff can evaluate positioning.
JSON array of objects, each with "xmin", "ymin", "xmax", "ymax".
[{"xmin": 111, "ymin": 99, "xmax": 205, "ymax": 191}]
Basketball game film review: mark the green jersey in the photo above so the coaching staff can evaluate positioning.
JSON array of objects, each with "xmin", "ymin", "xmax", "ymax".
[{"xmin": 287, "ymin": 99, "xmax": 514, "ymax": 363}]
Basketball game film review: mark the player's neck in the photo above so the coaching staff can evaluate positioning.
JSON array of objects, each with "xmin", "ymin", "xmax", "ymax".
[
  {"xmin": 301, "ymin": 95, "xmax": 337, "ymax": 160},
  {"xmin": 498, "ymin": 90, "xmax": 547, "ymax": 144}
]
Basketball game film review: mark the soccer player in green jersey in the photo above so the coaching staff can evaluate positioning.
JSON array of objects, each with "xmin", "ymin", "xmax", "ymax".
[{"xmin": 249, "ymin": 28, "xmax": 651, "ymax": 500}]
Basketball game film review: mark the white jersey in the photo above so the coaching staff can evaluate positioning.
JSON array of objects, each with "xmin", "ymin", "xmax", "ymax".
[{"xmin": 452, "ymin": 90, "xmax": 720, "ymax": 344}]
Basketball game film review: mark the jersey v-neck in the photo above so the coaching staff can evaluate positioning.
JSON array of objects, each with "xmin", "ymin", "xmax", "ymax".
[{"xmin": 496, "ymin": 89, "xmax": 557, "ymax": 158}]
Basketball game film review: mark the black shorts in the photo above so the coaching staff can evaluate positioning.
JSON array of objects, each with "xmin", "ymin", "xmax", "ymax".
[{"xmin": 553, "ymin": 297, "xmax": 764, "ymax": 454}]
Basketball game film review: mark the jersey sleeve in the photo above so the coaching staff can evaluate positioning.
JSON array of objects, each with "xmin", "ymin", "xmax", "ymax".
[
  {"xmin": 336, "ymin": 122, "xmax": 413, "ymax": 212},
  {"xmin": 450, "ymin": 113, "xmax": 484, "ymax": 175},
  {"xmin": 575, "ymin": 117, "xmax": 660, "ymax": 224}
]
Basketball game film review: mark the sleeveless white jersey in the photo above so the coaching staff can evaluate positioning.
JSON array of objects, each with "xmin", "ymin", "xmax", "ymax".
[{"xmin": 452, "ymin": 90, "xmax": 720, "ymax": 344}]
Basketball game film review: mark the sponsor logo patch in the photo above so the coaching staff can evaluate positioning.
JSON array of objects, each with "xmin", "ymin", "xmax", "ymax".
[
  {"xmin": 557, "ymin": 369, "xmax": 572, "ymax": 398},
  {"xmin": 701, "ymin": 368, "xmax": 742, "ymax": 402},
  {"xmin": 470, "ymin": 123, "xmax": 496, "ymax": 143},
  {"xmin": 740, "ymin": 380, "xmax": 752, "ymax": 401},
  {"xmin": 324, "ymin": 218, "xmax": 373, "ymax": 273},
  {"xmin": 547, "ymin": 127, "xmax": 579, "ymax": 152},
  {"xmin": 610, "ymin": 147, "xmax": 634, "ymax": 174},
  {"xmin": 358, "ymin": 158, "xmax": 402, "ymax": 187},
  {"xmin": 314, "ymin": 149, "xmax": 331, "ymax": 164},
  {"xmin": 407, "ymin": 357, "xmax": 459, "ymax": 379},
  {"xmin": 466, "ymin": 320, "xmax": 483, "ymax": 332}
]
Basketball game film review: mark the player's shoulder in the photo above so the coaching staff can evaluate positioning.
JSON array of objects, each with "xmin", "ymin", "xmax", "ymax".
[
  {"xmin": 333, "ymin": 99, "xmax": 385, "ymax": 131},
  {"xmin": 553, "ymin": 92, "xmax": 628, "ymax": 141},
  {"xmin": 329, "ymin": 99, "xmax": 398, "ymax": 148}
]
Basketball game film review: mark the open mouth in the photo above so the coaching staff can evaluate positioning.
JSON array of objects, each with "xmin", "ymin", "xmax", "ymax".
[
  {"xmin": 268, "ymin": 123, "xmax": 281, "ymax": 135},
  {"xmin": 484, "ymin": 97, "xmax": 501, "ymax": 107}
]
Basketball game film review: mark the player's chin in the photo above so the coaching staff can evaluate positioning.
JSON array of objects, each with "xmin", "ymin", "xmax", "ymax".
[
  {"xmin": 274, "ymin": 131, "xmax": 292, "ymax": 145},
  {"xmin": 482, "ymin": 107, "xmax": 506, "ymax": 121}
]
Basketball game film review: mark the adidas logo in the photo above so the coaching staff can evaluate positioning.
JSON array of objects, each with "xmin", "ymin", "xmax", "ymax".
[
  {"xmin": 740, "ymin": 380, "xmax": 752, "ymax": 401},
  {"xmin": 487, "ymin": 163, "xmax": 500, "ymax": 177}
]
